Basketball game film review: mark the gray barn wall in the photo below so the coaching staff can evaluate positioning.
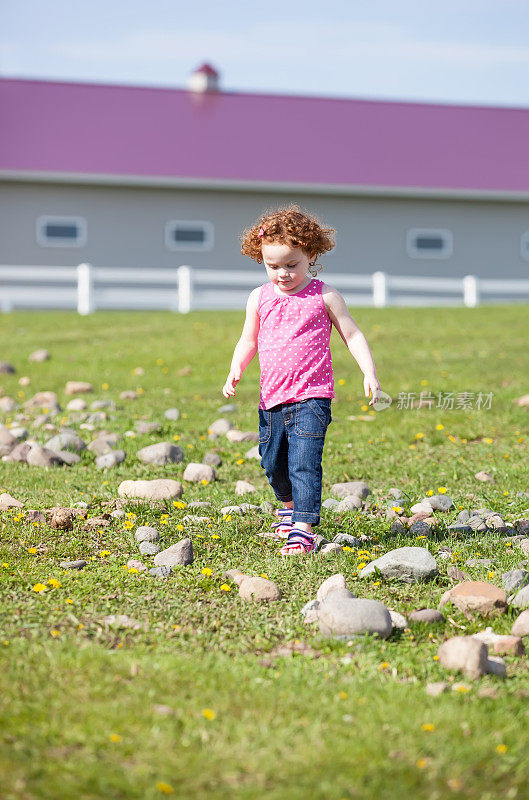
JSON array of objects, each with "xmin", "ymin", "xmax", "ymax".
[{"xmin": 1, "ymin": 180, "xmax": 529, "ymax": 279}]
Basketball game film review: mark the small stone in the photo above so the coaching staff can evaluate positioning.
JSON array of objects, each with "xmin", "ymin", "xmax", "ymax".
[
  {"xmin": 154, "ymin": 538, "xmax": 194, "ymax": 567},
  {"xmin": 88, "ymin": 438, "xmax": 115, "ymax": 455},
  {"xmin": 25, "ymin": 509, "xmax": 46, "ymax": 523},
  {"xmin": 486, "ymin": 655, "xmax": 507, "ymax": 677},
  {"xmin": 65, "ymin": 381, "xmax": 93, "ymax": 395},
  {"xmin": 139, "ymin": 541, "xmax": 160, "ymax": 556},
  {"xmin": 502, "ymin": 569, "xmax": 529, "ymax": 594},
  {"xmin": 475, "ymin": 470, "xmax": 494, "ymax": 482},
  {"xmin": 409, "ymin": 608, "xmax": 445, "ymax": 623},
  {"xmin": 26, "ymin": 445, "xmax": 65, "ymax": 467},
  {"xmin": 409, "ymin": 520, "xmax": 433, "ymax": 537},
  {"xmin": 29, "ymin": 349, "xmax": 50, "ymax": 362},
  {"xmin": 428, "ymin": 494, "xmax": 454, "ymax": 511},
  {"xmin": 443, "ymin": 581, "xmax": 508, "ymax": 616},
  {"xmin": 465, "ymin": 558, "xmax": 493, "ymax": 568},
  {"xmin": 238, "ymin": 576, "xmax": 282, "ymax": 602},
  {"xmin": 101, "ymin": 614, "xmax": 142, "ymax": 630},
  {"xmin": 316, "ymin": 573, "xmax": 347, "ymax": 602},
  {"xmin": 137, "ymin": 443, "xmax": 184, "ymax": 466},
  {"xmin": 56, "ymin": 450, "xmax": 81, "ymax": 465},
  {"xmin": 48, "ymin": 507, "xmax": 76, "ymax": 530},
  {"xmin": 335, "ymin": 495, "xmax": 363, "ymax": 512},
  {"xmin": 330, "ymin": 481, "xmax": 370, "ymax": 500},
  {"xmin": 134, "ymin": 421, "xmax": 161, "ymax": 435},
  {"xmin": 360, "ymin": 546, "xmax": 438, "ymax": 583},
  {"xmin": 510, "ymin": 585, "xmax": 529, "ymax": 609},
  {"xmin": 0, "ymin": 397, "xmax": 18, "ymax": 413},
  {"xmin": 120, "ymin": 390, "xmax": 139, "ymax": 400},
  {"xmin": 226, "ymin": 430, "xmax": 259, "ymax": 443},
  {"xmin": 149, "ymin": 565, "xmax": 172, "ymax": 578},
  {"xmin": 477, "ymin": 686, "xmax": 499, "ymax": 699},
  {"xmin": 333, "ymin": 533, "xmax": 361, "ymax": 547},
  {"xmin": 447, "ymin": 524, "xmax": 473, "ymax": 535},
  {"xmin": 407, "ymin": 511, "xmax": 432, "ymax": 525},
  {"xmin": 426, "ymin": 681, "xmax": 450, "ymax": 697},
  {"xmin": 492, "ymin": 636, "xmax": 524, "ymax": 656},
  {"xmin": 437, "ymin": 635, "xmax": 489, "ymax": 679},
  {"xmin": 118, "ymin": 479, "xmax": 183, "ymax": 500},
  {"xmin": 208, "ymin": 418, "xmax": 233, "ymax": 437},
  {"xmin": 218, "ymin": 403, "xmax": 237, "ymax": 413},
  {"xmin": 300, "ymin": 599, "xmax": 320, "ymax": 623},
  {"xmin": 95, "ymin": 450, "xmax": 126, "ymax": 470},
  {"xmin": 126, "ymin": 559, "xmax": 147, "ymax": 572},
  {"xmin": 318, "ymin": 591, "xmax": 392, "ymax": 639},
  {"xmin": 83, "ymin": 516, "xmax": 111, "ymax": 530},
  {"xmin": 511, "ymin": 610, "xmax": 529, "ymax": 637},
  {"xmin": 514, "ymin": 520, "xmax": 529, "ymax": 536},
  {"xmin": 164, "ymin": 408, "xmax": 180, "ymax": 421},
  {"xmin": 221, "ymin": 505, "xmax": 244, "ymax": 515},
  {"xmin": 390, "ymin": 519, "xmax": 407, "ymax": 535},
  {"xmin": 0, "ymin": 493, "xmax": 24, "ymax": 510},
  {"xmin": 203, "ymin": 451, "xmax": 222, "ymax": 467},
  {"xmin": 0, "ymin": 362, "xmax": 16, "ymax": 374},
  {"xmin": 183, "ymin": 463, "xmax": 216, "ymax": 483},
  {"xmin": 410, "ymin": 501, "xmax": 434, "ymax": 515},
  {"xmin": 457, "ymin": 510, "xmax": 470, "ymax": 523},
  {"xmin": 468, "ymin": 516, "xmax": 488, "ymax": 533},
  {"xmin": 520, "ymin": 539, "xmax": 529, "ymax": 557},
  {"xmin": 246, "ymin": 445, "xmax": 260, "ymax": 460},
  {"xmin": 322, "ymin": 498, "xmax": 339, "ymax": 509},
  {"xmin": 388, "ymin": 609, "xmax": 408, "ymax": 629},
  {"xmin": 134, "ymin": 526, "xmax": 160, "ymax": 543},
  {"xmin": 235, "ymin": 480, "xmax": 256, "ymax": 495},
  {"xmin": 187, "ymin": 501, "xmax": 212, "ymax": 509},
  {"xmin": 66, "ymin": 398, "xmax": 88, "ymax": 411},
  {"xmin": 59, "ymin": 559, "xmax": 87, "ymax": 570},
  {"xmin": 320, "ymin": 542, "xmax": 343, "ymax": 555}
]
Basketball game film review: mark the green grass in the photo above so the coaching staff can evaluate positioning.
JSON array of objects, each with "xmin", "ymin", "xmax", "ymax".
[{"xmin": 1, "ymin": 305, "xmax": 529, "ymax": 800}]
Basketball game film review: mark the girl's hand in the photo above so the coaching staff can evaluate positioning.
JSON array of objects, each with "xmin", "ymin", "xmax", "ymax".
[
  {"xmin": 364, "ymin": 373, "xmax": 381, "ymax": 406},
  {"xmin": 222, "ymin": 368, "xmax": 242, "ymax": 398}
]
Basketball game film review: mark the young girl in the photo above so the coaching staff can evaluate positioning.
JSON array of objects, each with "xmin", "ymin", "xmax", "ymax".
[{"xmin": 222, "ymin": 204, "xmax": 381, "ymax": 555}]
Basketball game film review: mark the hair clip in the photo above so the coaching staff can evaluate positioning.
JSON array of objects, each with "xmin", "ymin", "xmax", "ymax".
[{"xmin": 258, "ymin": 226, "xmax": 266, "ymax": 238}]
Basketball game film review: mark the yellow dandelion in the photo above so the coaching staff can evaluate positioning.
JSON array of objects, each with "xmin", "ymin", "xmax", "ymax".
[
  {"xmin": 173, "ymin": 434, "xmax": 180, "ymax": 441},
  {"xmin": 503, "ymin": 490, "xmax": 509, "ymax": 495},
  {"xmin": 505, "ymin": 542, "xmax": 512, "ymax": 548},
  {"xmin": 2, "ymin": 563, "xmax": 9, "ymax": 568},
  {"xmin": 260, "ymin": 573, "xmax": 269, "ymax": 579},
  {"xmin": 156, "ymin": 782, "xmax": 174, "ymax": 795},
  {"xmin": 426, "ymin": 490, "xmax": 434, "ymax": 496},
  {"xmin": 156, "ymin": 358, "xmax": 165, "ymax": 366},
  {"xmin": 236, "ymin": 459, "xmax": 244, "ymax": 465},
  {"xmin": 421, "ymin": 723, "xmax": 435, "ymax": 732},
  {"xmin": 342, "ymin": 546, "xmax": 352, "ymax": 552},
  {"xmin": 136, "ymin": 387, "xmax": 144, "ymax": 394},
  {"xmin": 128, "ymin": 568, "xmax": 139, "ymax": 574},
  {"xmin": 495, "ymin": 744, "xmax": 508, "ymax": 754},
  {"xmin": 99, "ymin": 550, "xmax": 111, "ymax": 558},
  {"xmin": 201, "ymin": 567, "xmax": 213, "ymax": 576},
  {"xmin": 27, "ymin": 547, "xmax": 38, "ymax": 554},
  {"xmin": 361, "ymin": 404, "xmax": 368, "ymax": 411},
  {"xmin": 176, "ymin": 524, "xmax": 184, "ymax": 531},
  {"xmin": 488, "ymin": 571, "xmax": 495, "ymax": 579},
  {"xmin": 173, "ymin": 500, "xmax": 186, "ymax": 508},
  {"xmin": 484, "ymin": 437, "xmax": 493, "ymax": 444},
  {"xmin": 447, "ymin": 435, "xmax": 456, "ymax": 443},
  {"xmin": 454, "ymin": 684, "xmax": 470, "ymax": 692},
  {"xmin": 409, "ymin": 444, "xmax": 416, "ymax": 450},
  {"xmin": 47, "ymin": 578, "xmax": 61, "ymax": 588},
  {"xmin": 101, "ymin": 382, "xmax": 109, "ymax": 390},
  {"xmin": 435, "ymin": 423, "xmax": 444, "ymax": 430},
  {"xmin": 202, "ymin": 708, "xmax": 217, "ymax": 720},
  {"xmin": 433, "ymin": 655, "xmax": 439, "ymax": 661},
  {"xmin": 77, "ymin": 624, "xmax": 84, "ymax": 630},
  {"xmin": 377, "ymin": 662, "xmax": 390, "ymax": 670},
  {"xmin": 222, "ymin": 514, "xmax": 232, "ymax": 521},
  {"xmin": 160, "ymin": 518, "xmax": 168, "ymax": 525},
  {"xmin": 109, "ymin": 733, "xmax": 122, "ymax": 743},
  {"xmin": 220, "ymin": 584, "xmax": 231, "ymax": 592},
  {"xmin": 338, "ymin": 378, "xmax": 346, "ymax": 386},
  {"xmin": 338, "ymin": 691, "xmax": 348, "ymax": 700},
  {"xmin": 65, "ymin": 598, "xmax": 74, "ymax": 604},
  {"xmin": 200, "ymin": 478, "xmax": 208, "ymax": 484},
  {"xmin": 391, "ymin": 506, "xmax": 403, "ymax": 513},
  {"xmin": 373, "ymin": 581, "xmax": 380, "ymax": 586},
  {"xmin": 211, "ymin": 533, "xmax": 220, "ymax": 539},
  {"xmin": 414, "ymin": 432, "xmax": 424, "ymax": 440},
  {"xmin": 416, "ymin": 758, "xmax": 429, "ymax": 770},
  {"xmin": 187, "ymin": 443, "xmax": 194, "ymax": 449},
  {"xmin": 357, "ymin": 562, "xmax": 366, "ymax": 569},
  {"xmin": 437, "ymin": 486, "xmax": 447, "ymax": 494},
  {"xmin": 50, "ymin": 629, "xmax": 60, "ymax": 637},
  {"xmin": 421, "ymin": 379, "xmax": 428, "ymax": 386}
]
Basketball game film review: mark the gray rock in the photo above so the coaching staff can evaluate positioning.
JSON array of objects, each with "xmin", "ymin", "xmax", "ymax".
[
  {"xmin": 322, "ymin": 498, "xmax": 339, "ymax": 509},
  {"xmin": 246, "ymin": 445, "xmax": 261, "ymax": 460},
  {"xmin": 448, "ymin": 524, "xmax": 473, "ymax": 535},
  {"xmin": 29, "ymin": 349, "xmax": 50, "ymax": 362},
  {"xmin": 437, "ymin": 636, "xmax": 489, "ymax": 679},
  {"xmin": 126, "ymin": 559, "xmax": 147, "ymax": 572},
  {"xmin": 66, "ymin": 398, "xmax": 88, "ymax": 411},
  {"xmin": 208, "ymin": 418, "xmax": 233, "ymax": 437},
  {"xmin": 429, "ymin": 494, "xmax": 454, "ymax": 511},
  {"xmin": 335, "ymin": 495, "xmax": 363, "ymax": 512},
  {"xmin": 388, "ymin": 488, "xmax": 405, "ymax": 500},
  {"xmin": 149, "ymin": 565, "xmax": 172, "ymax": 578},
  {"xmin": 60, "ymin": 559, "xmax": 87, "ymax": 570},
  {"xmin": 221, "ymin": 505, "xmax": 244, "ymax": 515},
  {"xmin": 87, "ymin": 437, "xmax": 115, "ymax": 455},
  {"xmin": 118, "ymin": 478, "xmax": 183, "ymax": 500},
  {"xmin": 315, "ymin": 534, "xmax": 330, "ymax": 551},
  {"xmin": 300, "ymin": 599, "xmax": 320, "ymax": 624},
  {"xmin": 510, "ymin": 585, "xmax": 529, "ymax": 609},
  {"xmin": 457, "ymin": 509, "xmax": 470, "ymax": 523},
  {"xmin": 26, "ymin": 445, "xmax": 65, "ymax": 467},
  {"xmin": 486, "ymin": 655, "xmax": 507, "ymax": 677},
  {"xmin": 316, "ymin": 573, "xmax": 348, "ymax": 602},
  {"xmin": 330, "ymin": 481, "xmax": 370, "ymax": 500},
  {"xmin": 333, "ymin": 533, "xmax": 361, "ymax": 547},
  {"xmin": 409, "ymin": 608, "xmax": 445, "ymax": 623},
  {"xmin": 239, "ymin": 503, "xmax": 260, "ymax": 512},
  {"xmin": 203, "ymin": 451, "xmax": 222, "ymax": 467},
  {"xmin": 134, "ymin": 526, "xmax": 160, "ymax": 543},
  {"xmin": 260, "ymin": 500, "xmax": 275, "ymax": 513},
  {"xmin": 218, "ymin": 403, "xmax": 237, "ymax": 413},
  {"xmin": 154, "ymin": 538, "xmax": 194, "ymax": 567},
  {"xmin": 318, "ymin": 591, "xmax": 392, "ymax": 639},
  {"xmin": 467, "ymin": 516, "xmax": 488, "ymax": 533},
  {"xmin": 45, "ymin": 432, "xmax": 87, "ymax": 452},
  {"xmin": 137, "ymin": 442, "xmax": 184, "ymax": 466},
  {"xmin": 10, "ymin": 427, "xmax": 28, "ymax": 441},
  {"xmin": 0, "ymin": 361, "xmax": 16, "ymax": 374},
  {"xmin": 238, "ymin": 576, "xmax": 282, "ymax": 601},
  {"xmin": 183, "ymin": 463, "xmax": 216, "ymax": 483},
  {"xmin": 511, "ymin": 610, "xmax": 529, "ymax": 637},
  {"xmin": 390, "ymin": 519, "xmax": 407, "ymax": 535},
  {"xmin": 187, "ymin": 501, "xmax": 212, "ymax": 509},
  {"xmin": 95, "ymin": 449, "xmax": 126, "ymax": 469},
  {"xmin": 320, "ymin": 542, "xmax": 343, "ymax": 555},
  {"xmin": 135, "ymin": 421, "xmax": 161, "ymax": 435},
  {"xmin": 409, "ymin": 520, "xmax": 433, "ymax": 537},
  {"xmin": 139, "ymin": 541, "xmax": 160, "ymax": 556},
  {"xmin": 465, "ymin": 558, "xmax": 493, "ymax": 568},
  {"xmin": 3, "ymin": 442, "xmax": 31, "ymax": 462},
  {"xmin": 360, "ymin": 546, "xmax": 438, "ymax": 583},
  {"xmin": 164, "ymin": 408, "xmax": 180, "ymax": 421},
  {"xmin": 56, "ymin": 450, "xmax": 81, "ymax": 465},
  {"xmin": 388, "ymin": 609, "xmax": 408, "ymax": 629},
  {"xmin": 235, "ymin": 480, "xmax": 256, "ymax": 495}
]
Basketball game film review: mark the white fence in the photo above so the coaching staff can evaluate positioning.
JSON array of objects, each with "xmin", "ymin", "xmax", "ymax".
[{"xmin": 1, "ymin": 263, "xmax": 529, "ymax": 313}]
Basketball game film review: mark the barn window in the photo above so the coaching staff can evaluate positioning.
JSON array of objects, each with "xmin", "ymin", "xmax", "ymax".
[
  {"xmin": 165, "ymin": 220, "xmax": 214, "ymax": 251},
  {"xmin": 406, "ymin": 228, "xmax": 453, "ymax": 259},
  {"xmin": 36, "ymin": 216, "xmax": 87, "ymax": 248},
  {"xmin": 521, "ymin": 232, "xmax": 529, "ymax": 261}
]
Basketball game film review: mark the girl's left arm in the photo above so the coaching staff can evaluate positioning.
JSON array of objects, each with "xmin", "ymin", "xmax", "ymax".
[{"xmin": 323, "ymin": 285, "xmax": 381, "ymax": 405}]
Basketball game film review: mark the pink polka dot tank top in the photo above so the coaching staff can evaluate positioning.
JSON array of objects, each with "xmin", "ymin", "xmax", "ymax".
[{"xmin": 257, "ymin": 278, "xmax": 335, "ymax": 410}]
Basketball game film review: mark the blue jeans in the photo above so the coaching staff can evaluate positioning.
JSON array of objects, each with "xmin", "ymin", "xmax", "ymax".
[{"xmin": 258, "ymin": 397, "xmax": 332, "ymax": 527}]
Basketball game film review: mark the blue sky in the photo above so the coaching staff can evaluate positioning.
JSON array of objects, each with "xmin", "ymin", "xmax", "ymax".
[{"xmin": 2, "ymin": 0, "xmax": 529, "ymax": 107}]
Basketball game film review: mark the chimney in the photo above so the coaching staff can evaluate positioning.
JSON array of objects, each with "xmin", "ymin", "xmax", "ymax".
[{"xmin": 188, "ymin": 63, "xmax": 220, "ymax": 93}]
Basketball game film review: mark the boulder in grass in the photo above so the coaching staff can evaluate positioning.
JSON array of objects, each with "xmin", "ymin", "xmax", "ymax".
[
  {"xmin": 475, "ymin": 470, "xmax": 494, "ymax": 483},
  {"xmin": 245, "ymin": 445, "xmax": 261, "ymax": 460},
  {"xmin": 134, "ymin": 526, "xmax": 160, "ymax": 543},
  {"xmin": 0, "ymin": 397, "xmax": 18, "ymax": 413},
  {"xmin": 440, "ymin": 581, "xmax": 508, "ymax": 617},
  {"xmin": 316, "ymin": 573, "xmax": 348, "ymax": 603},
  {"xmin": 208, "ymin": 418, "xmax": 233, "ymax": 437},
  {"xmin": 428, "ymin": 494, "xmax": 454, "ymax": 512},
  {"xmin": 236, "ymin": 575, "xmax": 282, "ymax": 602},
  {"xmin": 137, "ymin": 443, "xmax": 184, "ymax": 466},
  {"xmin": 88, "ymin": 438, "xmax": 115, "ymax": 456},
  {"xmin": 24, "ymin": 390, "xmax": 58, "ymax": 409},
  {"xmin": 203, "ymin": 451, "xmax": 222, "ymax": 467},
  {"xmin": 66, "ymin": 398, "xmax": 88, "ymax": 411},
  {"xmin": 29, "ymin": 349, "xmax": 50, "ymax": 362},
  {"xmin": 0, "ymin": 427, "xmax": 17, "ymax": 450},
  {"xmin": 0, "ymin": 493, "xmax": 24, "ymax": 510},
  {"xmin": 26, "ymin": 445, "xmax": 65, "ymax": 467},
  {"xmin": 118, "ymin": 478, "xmax": 183, "ymax": 500},
  {"xmin": 46, "ymin": 432, "xmax": 87, "ymax": 453},
  {"xmin": 60, "ymin": 559, "xmax": 87, "ymax": 570},
  {"xmin": 437, "ymin": 636, "xmax": 489, "ymax": 679},
  {"xmin": 335, "ymin": 495, "xmax": 363, "ymax": 512},
  {"xmin": 318, "ymin": 591, "xmax": 392, "ymax": 639},
  {"xmin": 330, "ymin": 481, "xmax": 370, "ymax": 500},
  {"xmin": 183, "ymin": 463, "xmax": 216, "ymax": 483},
  {"xmin": 359, "ymin": 547, "xmax": 438, "ymax": 583},
  {"xmin": 235, "ymin": 480, "xmax": 256, "ymax": 496},
  {"xmin": 164, "ymin": 408, "xmax": 180, "ymax": 421},
  {"xmin": 225, "ymin": 430, "xmax": 259, "ymax": 443},
  {"xmin": 65, "ymin": 381, "xmax": 93, "ymax": 395},
  {"xmin": 95, "ymin": 450, "xmax": 126, "ymax": 470},
  {"xmin": 510, "ymin": 585, "xmax": 529, "ymax": 609},
  {"xmin": 55, "ymin": 450, "xmax": 81, "ymax": 465},
  {"xmin": 154, "ymin": 538, "xmax": 194, "ymax": 567},
  {"xmin": 0, "ymin": 362, "xmax": 15, "ymax": 374},
  {"xmin": 511, "ymin": 610, "xmax": 529, "ymax": 637}
]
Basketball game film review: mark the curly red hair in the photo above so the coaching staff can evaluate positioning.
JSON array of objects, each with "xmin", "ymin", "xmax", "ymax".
[{"xmin": 240, "ymin": 203, "xmax": 336, "ymax": 264}]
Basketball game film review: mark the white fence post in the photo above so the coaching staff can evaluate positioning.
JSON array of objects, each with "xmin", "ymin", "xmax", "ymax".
[
  {"xmin": 177, "ymin": 265, "xmax": 192, "ymax": 313},
  {"xmin": 462, "ymin": 274, "xmax": 479, "ymax": 307},
  {"xmin": 372, "ymin": 271, "xmax": 387, "ymax": 307},
  {"xmin": 77, "ymin": 263, "xmax": 94, "ymax": 314}
]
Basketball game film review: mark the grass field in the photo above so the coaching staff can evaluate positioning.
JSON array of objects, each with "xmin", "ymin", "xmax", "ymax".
[{"xmin": 1, "ymin": 305, "xmax": 529, "ymax": 800}]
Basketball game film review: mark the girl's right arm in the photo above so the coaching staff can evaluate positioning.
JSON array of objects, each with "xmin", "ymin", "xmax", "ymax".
[{"xmin": 222, "ymin": 288, "xmax": 260, "ymax": 398}]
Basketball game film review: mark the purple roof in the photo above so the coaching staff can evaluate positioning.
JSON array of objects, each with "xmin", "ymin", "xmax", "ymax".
[{"xmin": 2, "ymin": 77, "xmax": 529, "ymax": 193}]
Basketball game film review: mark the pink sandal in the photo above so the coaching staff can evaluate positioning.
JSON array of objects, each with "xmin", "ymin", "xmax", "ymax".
[
  {"xmin": 280, "ymin": 527, "xmax": 317, "ymax": 556},
  {"xmin": 271, "ymin": 508, "xmax": 293, "ymax": 538}
]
